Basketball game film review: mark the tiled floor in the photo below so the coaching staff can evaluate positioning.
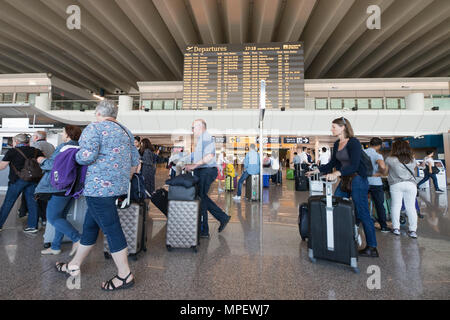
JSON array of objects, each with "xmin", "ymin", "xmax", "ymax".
[{"xmin": 0, "ymin": 169, "xmax": 449, "ymax": 300}]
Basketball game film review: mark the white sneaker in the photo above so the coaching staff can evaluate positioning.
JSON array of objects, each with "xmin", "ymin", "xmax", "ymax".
[
  {"xmin": 392, "ymin": 229, "xmax": 401, "ymax": 236},
  {"xmin": 232, "ymin": 196, "xmax": 241, "ymax": 201},
  {"xmin": 41, "ymin": 248, "xmax": 61, "ymax": 255},
  {"xmin": 408, "ymin": 231, "xmax": 418, "ymax": 239}
]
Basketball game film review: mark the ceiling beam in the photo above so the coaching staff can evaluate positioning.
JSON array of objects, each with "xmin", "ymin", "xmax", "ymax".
[
  {"xmin": 300, "ymin": 0, "xmax": 355, "ymax": 70},
  {"xmin": 223, "ymin": 0, "xmax": 250, "ymax": 44},
  {"xmin": 307, "ymin": 0, "xmax": 394, "ymax": 79},
  {"xmin": 251, "ymin": 0, "xmax": 283, "ymax": 43},
  {"xmin": 276, "ymin": 0, "xmax": 316, "ymax": 42},
  {"xmin": 115, "ymin": 0, "xmax": 183, "ymax": 79},
  {"xmin": 413, "ymin": 55, "xmax": 450, "ymax": 77},
  {"xmin": 347, "ymin": 0, "xmax": 450, "ymax": 77},
  {"xmin": 152, "ymin": 0, "xmax": 200, "ymax": 50},
  {"xmin": 188, "ymin": 0, "xmax": 224, "ymax": 44},
  {"xmin": 326, "ymin": 0, "xmax": 434, "ymax": 78},
  {"xmin": 371, "ymin": 20, "xmax": 450, "ymax": 77}
]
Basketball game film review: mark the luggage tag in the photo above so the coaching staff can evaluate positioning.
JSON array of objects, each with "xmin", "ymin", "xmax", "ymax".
[{"xmin": 322, "ymin": 177, "xmax": 337, "ymax": 252}]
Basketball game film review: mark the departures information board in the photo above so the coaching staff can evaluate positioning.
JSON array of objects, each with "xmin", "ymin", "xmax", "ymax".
[{"xmin": 183, "ymin": 42, "xmax": 304, "ymax": 110}]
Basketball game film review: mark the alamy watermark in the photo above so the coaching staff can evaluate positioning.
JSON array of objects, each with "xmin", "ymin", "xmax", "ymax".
[
  {"xmin": 367, "ymin": 5, "xmax": 381, "ymax": 30},
  {"xmin": 66, "ymin": 5, "xmax": 81, "ymax": 30},
  {"xmin": 366, "ymin": 265, "xmax": 381, "ymax": 290}
]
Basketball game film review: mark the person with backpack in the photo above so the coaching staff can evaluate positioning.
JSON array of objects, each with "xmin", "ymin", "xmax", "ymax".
[
  {"xmin": 35, "ymin": 125, "xmax": 83, "ymax": 255},
  {"xmin": 385, "ymin": 140, "xmax": 419, "ymax": 238},
  {"xmin": 306, "ymin": 117, "xmax": 379, "ymax": 258},
  {"xmin": 364, "ymin": 137, "xmax": 391, "ymax": 233},
  {"xmin": 138, "ymin": 138, "xmax": 160, "ymax": 195},
  {"xmin": 0, "ymin": 133, "xmax": 45, "ymax": 234}
]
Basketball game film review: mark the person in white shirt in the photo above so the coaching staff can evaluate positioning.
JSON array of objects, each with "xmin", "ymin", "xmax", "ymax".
[
  {"xmin": 217, "ymin": 151, "xmax": 226, "ymax": 193},
  {"xmin": 318, "ymin": 147, "xmax": 330, "ymax": 166},
  {"xmin": 417, "ymin": 150, "xmax": 444, "ymax": 193},
  {"xmin": 300, "ymin": 147, "xmax": 311, "ymax": 170},
  {"xmin": 270, "ymin": 151, "xmax": 281, "ymax": 185}
]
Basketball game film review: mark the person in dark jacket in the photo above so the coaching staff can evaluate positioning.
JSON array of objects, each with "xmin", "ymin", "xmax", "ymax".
[
  {"xmin": 36, "ymin": 125, "xmax": 82, "ymax": 256},
  {"xmin": 138, "ymin": 138, "xmax": 160, "ymax": 195},
  {"xmin": 307, "ymin": 117, "xmax": 378, "ymax": 258}
]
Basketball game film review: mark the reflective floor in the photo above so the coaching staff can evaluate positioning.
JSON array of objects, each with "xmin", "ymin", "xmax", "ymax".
[{"xmin": 0, "ymin": 169, "xmax": 449, "ymax": 300}]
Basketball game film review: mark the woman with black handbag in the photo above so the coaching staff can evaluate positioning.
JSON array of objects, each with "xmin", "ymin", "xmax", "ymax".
[
  {"xmin": 307, "ymin": 117, "xmax": 378, "ymax": 258},
  {"xmin": 417, "ymin": 150, "xmax": 445, "ymax": 193}
]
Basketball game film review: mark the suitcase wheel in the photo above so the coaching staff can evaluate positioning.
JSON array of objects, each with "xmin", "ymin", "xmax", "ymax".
[
  {"xmin": 352, "ymin": 267, "xmax": 360, "ymax": 274},
  {"xmin": 166, "ymin": 245, "xmax": 173, "ymax": 252},
  {"xmin": 104, "ymin": 252, "xmax": 111, "ymax": 260},
  {"xmin": 191, "ymin": 246, "xmax": 198, "ymax": 253},
  {"xmin": 130, "ymin": 254, "xmax": 138, "ymax": 261},
  {"xmin": 400, "ymin": 215, "xmax": 407, "ymax": 226}
]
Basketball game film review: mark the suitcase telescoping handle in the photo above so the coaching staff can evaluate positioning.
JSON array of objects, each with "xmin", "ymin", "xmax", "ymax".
[{"xmin": 320, "ymin": 176, "xmax": 337, "ymax": 251}]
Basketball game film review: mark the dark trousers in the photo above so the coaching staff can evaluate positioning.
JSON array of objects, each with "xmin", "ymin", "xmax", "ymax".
[
  {"xmin": 19, "ymin": 195, "xmax": 47, "ymax": 221},
  {"xmin": 368, "ymin": 185, "xmax": 388, "ymax": 229},
  {"xmin": 417, "ymin": 171, "xmax": 440, "ymax": 190},
  {"xmin": 193, "ymin": 167, "xmax": 228, "ymax": 235}
]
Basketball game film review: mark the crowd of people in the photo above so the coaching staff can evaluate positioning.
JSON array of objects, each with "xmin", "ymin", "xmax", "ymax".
[{"xmin": 0, "ymin": 100, "xmax": 445, "ymax": 290}]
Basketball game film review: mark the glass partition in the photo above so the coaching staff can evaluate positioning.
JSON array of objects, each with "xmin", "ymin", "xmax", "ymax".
[
  {"xmin": 164, "ymin": 100, "xmax": 174, "ymax": 110},
  {"xmin": 370, "ymin": 98, "xmax": 383, "ymax": 109},
  {"xmin": 343, "ymin": 98, "xmax": 356, "ymax": 109},
  {"xmin": 357, "ymin": 98, "xmax": 369, "ymax": 109},
  {"xmin": 315, "ymin": 98, "xmax": 328, "ymax": 110},
  {"xmin": 176, "ymin": 100, "xmax": 183, "ymax": 110},
  {"xmin": 152, "ymin": 100, "xmax": 163, "ymax": 110},
  {"xmin": 330, "ymin": 98, "xmax": 342, "ymax": 109}
]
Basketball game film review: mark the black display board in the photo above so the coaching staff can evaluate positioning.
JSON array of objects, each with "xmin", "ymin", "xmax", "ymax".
[{"xmin": 183, "ymin": 42, "xmax": 304, "ymax": 110}]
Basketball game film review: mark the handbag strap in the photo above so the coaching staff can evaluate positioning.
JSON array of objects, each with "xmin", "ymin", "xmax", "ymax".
[{"xmin": 402, "ymin": 162, "xmax": 416, "ymax": 180}]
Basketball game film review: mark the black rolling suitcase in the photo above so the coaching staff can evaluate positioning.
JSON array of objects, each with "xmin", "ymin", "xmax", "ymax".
[
  {"xmin": 298, "ymin": 202, "xmax": 309, "ymax": 241},
  {"xmin": 295, "ymin": 173, "xmax": 308, "ymax": 191},
  {"xmin": 307, "ymin": 179, "xmax": 359, "ymax": 273},
  {"xmin": 150, "ymin": 188, "xmax": 168, "ymax": 216}
]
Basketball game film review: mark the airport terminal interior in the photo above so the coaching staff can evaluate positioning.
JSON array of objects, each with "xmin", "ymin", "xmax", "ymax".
[{"xmin": 0, "ymin": 0, "xmax": 449, "ymax": 300}]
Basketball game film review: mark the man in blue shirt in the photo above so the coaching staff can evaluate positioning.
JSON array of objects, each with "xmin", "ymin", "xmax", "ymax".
[
  {"xmin": 364, "ymin": 137, "xmax": 390, "ymax": 233},
  {"xmin": 233, "ymin": 144, "xmax": 260, "ymax": 201},
  {"xmin": 184, "ymin": 119, "xmax": 230, "ymax": 238}
]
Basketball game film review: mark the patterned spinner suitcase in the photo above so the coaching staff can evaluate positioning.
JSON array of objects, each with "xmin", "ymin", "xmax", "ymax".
[
  {"xmin": 104, "ymin": 202, "xmax": 147, "ymax": 261},
  {"xmin": 166, "ymin": 200, "xmax": 200, "ymax": 252}
]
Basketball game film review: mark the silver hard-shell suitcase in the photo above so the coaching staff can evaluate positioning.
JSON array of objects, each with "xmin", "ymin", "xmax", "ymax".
[
  {"xmin": 166, "ymin": 200, "xmax": 200, "ymax": 252},
  {"xmin": 43, "ymin": 196, "xmax": 86, "ymax": 244},
  {"xmin": 104, "ymin": 202, "xmax": 147, "ymax": 260},
  {"xmin": 245, "ymin": 175, "xmax": 260, "ymax": 201}
]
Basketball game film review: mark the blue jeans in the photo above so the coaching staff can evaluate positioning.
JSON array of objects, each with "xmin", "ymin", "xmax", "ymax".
[
  {"xmin": 80, "ymin": 196, "xmax": 127, "ymax": 253},
  {"xmin": 368, "ymin": 185, "xmax": 388, "ymax": 229},
  {"xmin": 237, "ymin": 171, "xmax": 250, "ymax": 197},
  {"xmin": 417, "ymin": 171, "xmax": 440, "ymax": 190},
  {"xmin": 0, "ymin": 179, "xmax": 39, "ymax": 229},
  {"xmin": 194, "ymin": 167, "xmax": 229, "ymax": 235},
  {"xmin": 335, "ymin": 175, "xmax": 377, "ymax": 248},
  {"xmin": 47, "ymin": 196, "xmax": 81, "ymax": 250}
]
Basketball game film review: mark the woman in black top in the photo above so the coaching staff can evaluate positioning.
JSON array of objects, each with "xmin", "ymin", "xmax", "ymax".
[
  {"xmin": 139, "ymin": 138, "xmax": 160, "ymax": 195},
  {"xmin": 307, "ymin": 117, "xmax": 378, "ymax": 258}
]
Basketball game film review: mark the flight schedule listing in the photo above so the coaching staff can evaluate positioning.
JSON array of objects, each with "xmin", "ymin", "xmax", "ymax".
[{"xmin": 183, "ymin": 42, "xmax": 304, "ymax": 109}]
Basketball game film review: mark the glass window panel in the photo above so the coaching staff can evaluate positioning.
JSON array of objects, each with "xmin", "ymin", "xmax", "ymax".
[
  {"xmin": 142, "ymin": 100, "xmax": 151, "ymax": 110},
  {"xmin": 431, "ymin": 98, "xmax": 450, "ymax": 110},
  {"xmin": 343, "ymin": 99, "xmax": 356, "ymax": 109},
  {"xmin": 164, "ymin": 100, "xmax": 174, "ymax": 110},
  {"xmin": 177, "ymin": 100, "xmax": 183, "ymax": 110},
  {"xmin": 386, "ymin": 98, "xmax": 399, "ymax": 109},
  {"xmin": 330, "ymin": 98, "xmax": 343, "ymax": 109},
  {"xmin": 357, "ymin": 99, "xmax": 369, "ymax": 109},
  {"xmin": 399, "ymin": 98, "xmax": 405, "ymax": 109},
  {"xmin": 3, "ymin": 93, "xmax": 13, "ymax": 103},
  {"xmin": 0, "ymin": 93, "xmax": 3, "ymax": 103},
  {"xmin": 152, "ymin": 100, "xmax": 163, "ymax": 110},
  {"xmin": 28, "ymin": 94, "xmax": 38, "ymax": 105},
  {"xmin": 370, "ymin": 98, "xmax": 383, "ymax": 109},
  {"xmin": 16, "ymin": 93, "xmax": 27, "ymax": 103},
  {"xmin": 315, "ymin": 98, "xmax": 328, "ymax": 110}
]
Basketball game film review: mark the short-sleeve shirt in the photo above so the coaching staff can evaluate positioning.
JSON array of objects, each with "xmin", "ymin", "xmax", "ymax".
[
  {"xmin": 2, "ymin": 146, "xmax": 44, "ymax": 183},
  {"xmin": 75, "ymin": 121, "xmax": 140, "ymax": 197},
  {"xmin": 192, "ymin": 131, "xmax": 216, "ymax": 169},
  {"xmin": 364, "ymin": 148, "xmax": 384, "ymax": 186}
]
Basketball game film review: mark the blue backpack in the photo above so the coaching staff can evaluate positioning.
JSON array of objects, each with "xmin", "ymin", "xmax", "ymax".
[{"xmin": 130, "ymin": 173, "xmax": 147, "ymax": 203}]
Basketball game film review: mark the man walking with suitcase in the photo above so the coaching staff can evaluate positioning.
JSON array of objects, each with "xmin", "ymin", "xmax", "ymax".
[
  {"xmin": 184, "ymin": 119, "xmax": 230, "ymax": 239},
  {"xmin": 233, "ymin": 144, "xmax": 260, "ymax": 202}
]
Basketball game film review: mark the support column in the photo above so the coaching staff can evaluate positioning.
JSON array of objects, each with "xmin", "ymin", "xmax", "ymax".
[
  {"xmin": 405, "ymin": 93, "xmax": 425, "ymax": 111},
  {"xmin": 118, "ymin": 95, "xmax": 133, "ymax": 112}
]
